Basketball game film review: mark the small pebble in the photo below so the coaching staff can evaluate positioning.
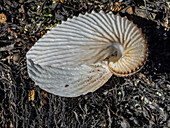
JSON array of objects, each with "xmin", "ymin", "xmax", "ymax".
[
  {"xmin": 12, "ymin": 54, "xmax": 20, "ymax": 62},
  {"xmin": 0, "ymin": 13, "xmax": 7, "ymax": 23}
]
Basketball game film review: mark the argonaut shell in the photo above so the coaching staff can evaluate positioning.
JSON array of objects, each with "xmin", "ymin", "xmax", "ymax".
[{"xmin": 26, "ymin": 11, "xmax": 147, "ymax": 97}]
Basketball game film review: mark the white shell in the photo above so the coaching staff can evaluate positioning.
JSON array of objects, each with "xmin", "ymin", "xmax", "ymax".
[{"xmin": 26, "ymin": 11, "xmax": 147, "ymax": 97}]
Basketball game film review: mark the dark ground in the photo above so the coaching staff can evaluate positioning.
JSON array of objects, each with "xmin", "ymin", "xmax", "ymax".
[{"xmin": 0, "ymin": 0, "xmax": 170, "ymax": 128}]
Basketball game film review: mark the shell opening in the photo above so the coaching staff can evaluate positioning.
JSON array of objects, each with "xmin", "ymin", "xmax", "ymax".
[{"xmin": 108, "ymin": 42, "xmax": 124, "ymax": 63}]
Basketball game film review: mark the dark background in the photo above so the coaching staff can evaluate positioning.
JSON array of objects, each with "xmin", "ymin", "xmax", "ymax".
[{"xmin": 0, "ymin": 0, "xmax": 169, "ymax": 127}]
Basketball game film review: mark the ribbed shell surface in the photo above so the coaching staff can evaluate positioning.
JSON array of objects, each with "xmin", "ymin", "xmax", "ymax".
[{"xmin": 26, "ymin": 11, "xmax": 147, "ymax": 97}]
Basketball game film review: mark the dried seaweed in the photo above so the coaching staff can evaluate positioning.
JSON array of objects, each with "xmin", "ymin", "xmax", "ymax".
[{"xmin": 0, "ymin": 0, "xmax": 169, "ymax": 127}]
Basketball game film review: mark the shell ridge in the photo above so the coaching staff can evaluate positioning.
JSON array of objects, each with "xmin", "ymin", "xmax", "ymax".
[
  {"xmin": 92, "ymin": 12, "xmax": 117, "ymax": 42},
  {"xmin": 112, "ymin": 15, "xmax": 121, "ymax": 39},
  {"xmin": 117, "ymin": 16, "xmax": 124, "ymax": 45},
  {"xmin": 126, "ymin": 36, "xmax": 143, "ymax": 49},
  {"xmin": 124, "ymin": 22, "xmax": 134, "ymax": 43},
  {"xmin": 27, "ymin": 58, "xmax": 112, "ymax": 97},
  {"xmin": 75, "ymin": 72, "xmax": 108, "ymax": 94},
  {"xmin": 106, "ymin": 14, "xmax": 120, "ymax": 42},
  {"xmin": 120, "ymin": 17, "xmax": 125, "ymax": 42},
  {"xmin": 66, "ymin": 16, "xmax": 113, "ymax": 43},
  {"xmin": 108, "ymin": 14, "xmax": 120, "ymax": 42},
  {"xmin": 126, "ymin": 26, "xmax": 138, "ymax": 45},
  {"xmin": 85, "ymin": 13, "xmax": 114, "ymax": 42},
  {"xmin": 124, "ymin": 20, "xmax": 132, "ymax": 41}
]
